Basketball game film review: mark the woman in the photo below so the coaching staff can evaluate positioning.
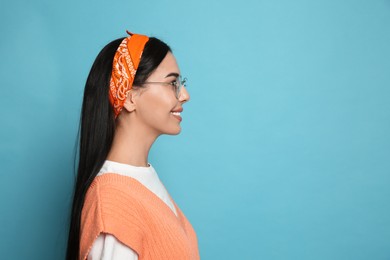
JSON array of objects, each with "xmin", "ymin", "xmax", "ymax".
[{"xmin": 67, "ymin": 31, "xmax": 199, "ymax": 260}]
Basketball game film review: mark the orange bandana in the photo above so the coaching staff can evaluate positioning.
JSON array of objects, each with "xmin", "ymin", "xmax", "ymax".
[{"xmin": 109, "ymin": 32, "xmax": 149, "ymax": 117}]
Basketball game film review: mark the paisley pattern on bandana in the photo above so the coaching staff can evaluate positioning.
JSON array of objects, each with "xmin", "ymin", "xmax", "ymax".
[{"xmin": 109, "ymin": 33, "xmax": 149, "ymax": 117}]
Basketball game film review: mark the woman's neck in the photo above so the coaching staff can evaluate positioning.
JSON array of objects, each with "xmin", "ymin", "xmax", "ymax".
[{"xmin": 106, "ymin": 122, "xmax": 159, "ymax": 167}]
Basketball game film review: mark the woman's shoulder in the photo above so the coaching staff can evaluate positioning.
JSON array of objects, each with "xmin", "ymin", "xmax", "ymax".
[
  {"xmin": 87, "ymin": 173, "xmax": 148, "ymax": 201},
  {"xmin": 80, "ymin": 174, "xmax": 147, "ymax": 260},
  {"xmin": 82, "ymin": 174, "xmax": 147, "ymax": 228}
]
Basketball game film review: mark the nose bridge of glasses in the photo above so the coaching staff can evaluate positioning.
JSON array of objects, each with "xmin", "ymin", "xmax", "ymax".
[{"xmin": 182, "ymin": 77, "xmax": 187, "ymax": 87}]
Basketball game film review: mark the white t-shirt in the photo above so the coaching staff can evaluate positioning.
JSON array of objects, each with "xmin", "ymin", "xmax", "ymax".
[{"xmin": 87, "ymin": 160, "xmax": 177, "ymax": 260}]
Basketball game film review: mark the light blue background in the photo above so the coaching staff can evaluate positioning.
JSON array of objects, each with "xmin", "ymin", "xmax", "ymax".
[{"xmin": 1, "ymin": 0, "xmax": 389, "ymax": 259}]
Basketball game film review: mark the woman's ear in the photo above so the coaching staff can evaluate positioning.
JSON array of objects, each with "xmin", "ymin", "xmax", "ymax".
[{"xmin": 122, "ymin": 90, "xmax": 137, "ymax": 113}]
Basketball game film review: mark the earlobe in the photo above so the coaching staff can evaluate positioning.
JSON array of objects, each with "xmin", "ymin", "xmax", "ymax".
[{"xmin": 122, "ymin": 90, "xmax": 137, "ymax": 113}]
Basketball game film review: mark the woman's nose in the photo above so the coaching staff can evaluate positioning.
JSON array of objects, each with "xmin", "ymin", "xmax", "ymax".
[{"xmin": 178, "ymin": 86, "xmax": 190, "ymax": 103}]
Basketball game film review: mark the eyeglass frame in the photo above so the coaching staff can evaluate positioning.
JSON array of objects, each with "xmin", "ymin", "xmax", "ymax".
[{"xmin": 138, "ymin": 76, "xmax": 187, "ymax": 99}]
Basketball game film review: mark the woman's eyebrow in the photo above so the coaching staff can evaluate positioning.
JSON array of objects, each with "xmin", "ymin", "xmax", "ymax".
[{"xmin": 165, "ymin": 72, "xmax": 180, "ymax": 78}]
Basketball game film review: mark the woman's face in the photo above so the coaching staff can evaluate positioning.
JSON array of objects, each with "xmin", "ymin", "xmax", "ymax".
[{"xmin": 133, "ymin": 52, "xmax": 190, "ymax": 136}]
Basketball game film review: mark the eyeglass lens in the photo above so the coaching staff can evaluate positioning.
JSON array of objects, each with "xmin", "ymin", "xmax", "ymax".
[{"xmin": 175, "ymin": 76, "xmax": 182, "ymax": 97}]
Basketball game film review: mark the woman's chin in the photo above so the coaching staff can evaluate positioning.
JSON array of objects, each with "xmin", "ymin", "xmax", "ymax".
[{"xmin": 166, "ymin": 126, "xmax": 182, "ymax": 135}]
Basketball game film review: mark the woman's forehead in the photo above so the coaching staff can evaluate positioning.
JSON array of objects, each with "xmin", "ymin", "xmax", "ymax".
[{"xmin": 151, "ymin": 52, "xmax": 180, "ymax": 78}]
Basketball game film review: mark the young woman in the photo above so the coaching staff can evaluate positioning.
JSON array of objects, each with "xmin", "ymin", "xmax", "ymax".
[{"xmin": 66, "ymin": 32, "xmax": 199, "ymax": 260}]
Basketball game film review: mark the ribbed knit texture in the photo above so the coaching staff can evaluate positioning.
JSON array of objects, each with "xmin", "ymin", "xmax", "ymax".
[{"xmin": 80, "ymin": 173, "xmax": 200, "ymax": 260}]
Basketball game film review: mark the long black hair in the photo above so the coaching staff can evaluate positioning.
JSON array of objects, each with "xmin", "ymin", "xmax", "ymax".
[{"xmin": 66, "ymin": 36, "xmax": 171, "ymax": 260}]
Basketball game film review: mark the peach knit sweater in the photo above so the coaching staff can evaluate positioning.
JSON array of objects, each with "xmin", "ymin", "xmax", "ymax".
[{"xmin": 80, "ymin": 173, "xmax": 200, "ymax": 260}]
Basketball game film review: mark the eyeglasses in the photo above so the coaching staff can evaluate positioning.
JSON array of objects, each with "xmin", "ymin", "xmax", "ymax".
[{"xmin": 140, "ymin": 76, "xmax": 187, "ymax": 98}]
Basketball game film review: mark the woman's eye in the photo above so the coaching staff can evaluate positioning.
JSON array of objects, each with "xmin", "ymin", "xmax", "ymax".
[{"xmin": 170, "ymin": 81, "xmax": 178, "ymax": 87}]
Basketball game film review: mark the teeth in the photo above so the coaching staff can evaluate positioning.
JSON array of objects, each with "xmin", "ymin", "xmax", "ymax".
[{"xmin": 171, "ymin": 112, "xmax": 181, "ymax": 116}]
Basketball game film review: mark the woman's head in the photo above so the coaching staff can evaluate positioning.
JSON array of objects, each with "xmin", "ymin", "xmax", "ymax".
[
  {"xmin": 110, "ymin": 33, "xmax": 190, "ymax": 136},
  {"xmin": 119, "ymin": 52, "xmax": 189, "ymax": 138},
  {"xmin": 119, "ymin": 50, "xmax": 190, "ymax": 136},
  {"xmin": 66, "ymin": 33, "xmax": 188, "ymax": 260}
]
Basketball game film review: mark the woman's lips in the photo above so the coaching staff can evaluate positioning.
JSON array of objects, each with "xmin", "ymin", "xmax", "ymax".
[{"xmin": 170, "ymin": 111, "xmax": 182, "ymax": 122}]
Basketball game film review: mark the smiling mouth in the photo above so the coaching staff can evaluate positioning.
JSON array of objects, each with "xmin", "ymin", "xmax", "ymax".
[{"xmin": 170, "ymin": 111, "xmax": 182, "ymax": 122}]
